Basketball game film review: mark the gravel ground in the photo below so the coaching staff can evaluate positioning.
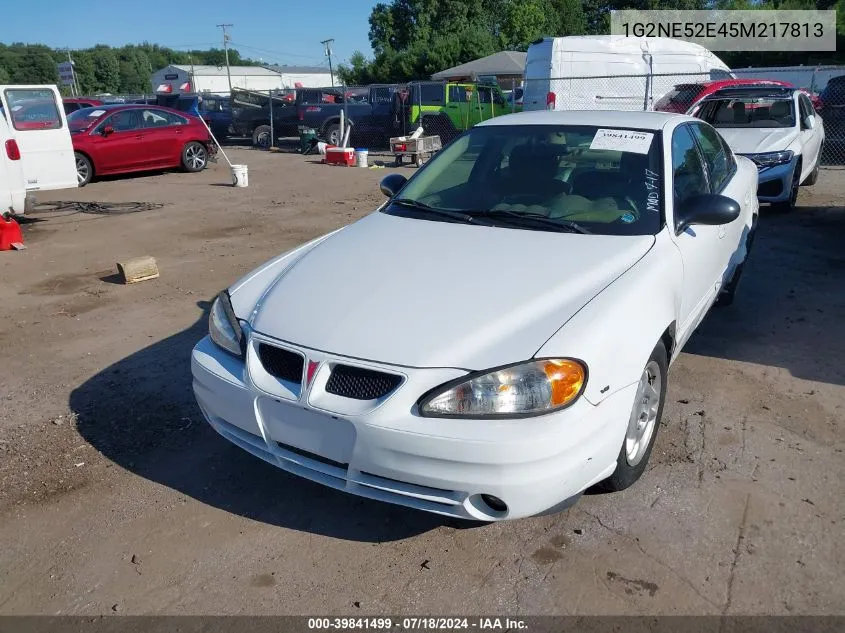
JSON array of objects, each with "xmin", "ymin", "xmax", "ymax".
[{"xmin": 0, "ymin": 148, "xmax": 843, "ymax": 615}]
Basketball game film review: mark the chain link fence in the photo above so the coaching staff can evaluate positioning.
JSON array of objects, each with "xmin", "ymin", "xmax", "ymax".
[{"xmin": 523, "ymin": 66, "xmax": 845, "ymax": 167}]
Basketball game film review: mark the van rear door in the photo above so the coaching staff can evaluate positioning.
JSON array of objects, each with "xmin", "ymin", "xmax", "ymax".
[{"xmin": 0, "ymin": 85, "xmax": 78, "ymax": 191}]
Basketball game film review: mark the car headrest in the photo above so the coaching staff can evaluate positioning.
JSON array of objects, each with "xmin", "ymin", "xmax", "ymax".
[
  {"xmin": 731, "ymin": 102, "xmax": 746, "ymax": 123},
  {"xmin": 770, "ymin": 101, "xmax": 791, "ymax": 118},
  {"xmin": 509, "ymin": 143, "xmax": 563, "ymax": 181}
]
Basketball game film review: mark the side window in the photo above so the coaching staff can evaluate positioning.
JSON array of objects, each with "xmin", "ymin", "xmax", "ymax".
[
  {"xmin": 103, "ymin": 110, "xmax": 141, "ymax": 132},
  {"xmin": 447, "ymin": 85, "xmax": 467, "ymax": 103},
  {"xmin": 141, "ymin": 109, "xmax": 170, "ymax": 128},
  {"xmin": 798, "ymin": 95, "xmax": 814, "ymax": 126},
  {"xmin": 418, "ymin": 84, "xmax": 444, "ymax": 105},
  {"xmin": 63, "ymin": 103, "xmax": 79, "ymax": 115},
  {"xmin": 672, "ymin": 126, "xmax": 710, "ymax": 205},
  {"xmin": 5, "ymin": 89, "xmax": 63, "ymax": 131},
  {"xmin": 690, "ymin": 123, "xmax": 731, "ymax": 192}
]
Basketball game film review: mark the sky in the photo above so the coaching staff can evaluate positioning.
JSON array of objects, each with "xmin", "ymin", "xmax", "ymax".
[{"xmin": 1, "ymin": 0, "xmax": 380, "ymax": 67}]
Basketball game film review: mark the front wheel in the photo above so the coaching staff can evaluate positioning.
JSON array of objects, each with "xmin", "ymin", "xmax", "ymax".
[
  {"xmin": 772, "ymin": 162, "xmax": 801, "ymax": 212},
  {"xmin": 324, "ymin": 124, "xmax": 342, "ymax": 146},
  {"xmin": 182, "ymin": 142, "xmax": 208, "ymax": 172},
  {"xmin": 75, "ymin": 152, "xmax": 93, "ymax": 187},
  {"xmin": 599, "ymin": 341, "xmax": 668, "ymax": 492}
]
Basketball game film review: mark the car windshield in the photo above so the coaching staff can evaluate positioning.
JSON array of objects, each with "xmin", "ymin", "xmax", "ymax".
[
  {"xmin": 383, "ymin": 124, "xmax": 664, "ymax": 236},
  {"xmin": 698, "ymin": 97, "xmax": 796, "ymax": 128},
  {"xmin": 67, "ymin": 107, "xmax": 107, "ymax": 131}
]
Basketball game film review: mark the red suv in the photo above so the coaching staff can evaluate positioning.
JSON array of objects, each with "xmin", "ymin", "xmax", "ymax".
[
  {"xmin": 67, "ymin": 104, "xmax": 216, "ymax": 186},
  {"xmin": 655, "ymin": 79, "xmax": 793, "ymax": 113}
]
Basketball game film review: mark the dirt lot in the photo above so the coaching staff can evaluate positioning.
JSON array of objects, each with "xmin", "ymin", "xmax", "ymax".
[{"xmin": 1, "ymin": 148, "xmax": 843, "ymax": 616}]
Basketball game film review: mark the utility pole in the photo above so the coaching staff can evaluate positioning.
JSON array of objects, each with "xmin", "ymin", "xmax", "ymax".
[
  {"xmin": 217, "ymin": 23, "xmax": 234, "ymax": 94},
  {"xmin": 321, "ymin": 38, "xmax": 335, "ymax": 86}
]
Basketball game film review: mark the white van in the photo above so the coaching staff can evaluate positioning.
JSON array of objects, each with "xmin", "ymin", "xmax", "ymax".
[
  {"xmin": 0, "ymin": 85, "xmax": 78, "ymax": 208},
  {"xmin": 0, "ymin": 113, "xmax": 27, "ymax": 215},
  {"xmin": 523, "ymin": 36, "xmax": 733, "ymax": 112}
]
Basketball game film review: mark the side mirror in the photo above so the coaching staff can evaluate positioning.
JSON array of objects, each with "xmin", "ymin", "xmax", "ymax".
[
  {"xmin": 803, "ymin": 115, "xmax": 816, "ymax": 130},
  {"xmin": 675, "ymin": 193, "xmax": 741, "ymax": 235},
  {"xmin": 379, "ymin": 173, "xmax": 407, "ymax": 198},
  {"xmin": 102, "ymin": 126, "xmax": 115, "ymax": 136}
]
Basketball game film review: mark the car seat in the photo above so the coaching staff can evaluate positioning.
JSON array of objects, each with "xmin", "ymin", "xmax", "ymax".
[
  {"xmin": 770, "ymin": 100, "xmax": 792, "ymax": 124},
  {"xmin": 498, "ymin": 143, "xmax": 570, "ymax": 202}
]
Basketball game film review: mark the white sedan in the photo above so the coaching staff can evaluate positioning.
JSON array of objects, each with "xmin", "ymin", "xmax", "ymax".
[
  {"xmin": 191, "ymin": 110, "xmax": 759, "ymax": 521},
  {"xmin": 689, "ymin": 85, "xmax": 824, "ymax": 211}
]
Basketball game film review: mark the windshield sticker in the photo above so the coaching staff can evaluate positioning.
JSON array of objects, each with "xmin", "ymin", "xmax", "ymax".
[
  {"xmin": 89, "ymin": 109, "xmax": 106, "ymax": 117},
  {"xmin": 620, "ymin": 212, "xmax": 636, "ymax": 223},
  {"xmin": 590, "ymin": 129, "xmax": 654, "ymax": 154},
  {"xmin": 645, "ymin": 168, "xmax": 660, "ymax": 213}
]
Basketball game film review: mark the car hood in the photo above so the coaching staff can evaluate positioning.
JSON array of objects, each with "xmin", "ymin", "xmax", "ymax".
[
  {"xmin": 716, "ymin": 127, "xmax": 800, "ymax": 155},
  {"xmin": 246, "ymin": 213, "xmax": 655, "ymax": 370}
]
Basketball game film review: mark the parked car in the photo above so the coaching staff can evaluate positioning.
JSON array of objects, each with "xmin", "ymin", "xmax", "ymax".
[
  {"xmin": 654, "ymin": 79, "xmax": 793, "ymax": 114},
  {"xmin": 191, "ymin": 110, "xmax": 758, "ymax": 521},
  {"xmin": 400, "ymin": 81, "xmax": 515, "ymax": 145},
  {"xmin": 63, "ymin": 97, "xmax": 104, "ymax": 115},
  {"xmin": 0, "ymin": 85, "xmax": 78, "ymax": 194},
  {"xmin": 523, "ymin": 36, "xmax": 733, "ymax": 111},
  {"xmin": 815, "ymin": 75, "xmax": 845, "ymax": 158},
  {"xmin": 156, "ymin": 93, "xmax": 231, "ymax": 140},
  {"xmin": 297, "ymin": 84, "xmax": 402, "ymax": 146},
  {"xmin": 67, "ymin": 104, "xmax": 217, "ymax": 186},
  {"xmin": 689, "ymin": 85, "xmax": 824, "ymax": 211}
]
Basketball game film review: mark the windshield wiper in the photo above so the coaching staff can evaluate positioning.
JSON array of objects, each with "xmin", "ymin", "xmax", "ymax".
[
  {"xmin": 473, "ymin": 209, "xmax": 591, "ymax": 234},
  {"xmin": 392, "ymin": 198, "xmax": 484, "ymax": 225}
]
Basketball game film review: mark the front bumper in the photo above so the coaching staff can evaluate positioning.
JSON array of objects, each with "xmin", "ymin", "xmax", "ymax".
[
  {"xmin": 191, "ymin": 335, "xmax": 636, "ymax": 521},
  {"xmin": 744, "ymin": 156, "xmax": 798, "ymax": 203}
]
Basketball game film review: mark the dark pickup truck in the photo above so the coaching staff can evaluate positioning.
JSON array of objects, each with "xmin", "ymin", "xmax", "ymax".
[
  {"xmin": 230, "ymin": 87, "xmax": 300, "ymax": 147},
  {"xmin": 297, "ymin": 84, "xmax": 403, "ymax": 147}
]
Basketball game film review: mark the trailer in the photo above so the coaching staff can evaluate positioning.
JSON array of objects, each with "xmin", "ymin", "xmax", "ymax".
[{"xmin": 389, "ymin": 134, "xmax": 442, "ymax": 167}]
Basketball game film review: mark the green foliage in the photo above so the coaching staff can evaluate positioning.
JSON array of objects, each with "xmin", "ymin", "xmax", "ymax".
[
  {"xmin": 338, "ymin": 0, "xmax": 844, "ymax": 84},
  {"xmin": 0, "ymin": 42, "xmax": 259, "ymax": 95}
]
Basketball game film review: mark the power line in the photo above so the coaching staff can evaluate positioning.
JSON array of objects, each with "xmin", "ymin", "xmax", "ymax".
[{"xmin": 227, "ymin": 41, "xmax": 326, "ymax": 62}]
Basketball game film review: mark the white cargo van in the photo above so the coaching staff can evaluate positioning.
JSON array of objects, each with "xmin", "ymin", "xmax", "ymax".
[
  {"xmin": 0, "ymin": 85, "xmax": 78, "ymax": 206},
  {"xmin": 523, "ymin": 36, "xmax": 733, "ymax": 112}
]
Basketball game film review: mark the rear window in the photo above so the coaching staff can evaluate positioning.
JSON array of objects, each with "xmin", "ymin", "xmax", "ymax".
[
  {"xmin": 5, "ymin": 89, "xmax": 62, "ymax": 131},
  {"xmin": 657, "ymin": 85, "xmax": 704, "ymax": 109}
]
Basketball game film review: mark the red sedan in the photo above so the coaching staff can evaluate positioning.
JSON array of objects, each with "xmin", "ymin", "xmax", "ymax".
[
  {"xmin": 654, "ymin": 79, "xmax": 794, "ymax": 113},
  {"xmin": 67, "ymin": 104, "xmax": 216, "ymax": 186}
]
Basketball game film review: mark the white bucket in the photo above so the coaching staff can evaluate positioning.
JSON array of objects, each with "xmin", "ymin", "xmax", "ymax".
[
  {"xmin": 231, "ymin": 164, "xmax": 249, "ymax": 187},
  {"xmin": 354, "ymin": 149, "xmax": 369, "ymax": 168}
]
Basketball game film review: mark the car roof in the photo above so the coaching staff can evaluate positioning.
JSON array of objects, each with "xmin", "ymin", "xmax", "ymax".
[
  {"xmin": 700, "ymin": 86, "xmax": 797, "ymax": 100},
  {"xmin": 77, "ymin": 104, "xmax": 191, "ymax": 114},
  {"xmin": 478, "ymin": 109, "xmax": 691, "ymax": 131}
]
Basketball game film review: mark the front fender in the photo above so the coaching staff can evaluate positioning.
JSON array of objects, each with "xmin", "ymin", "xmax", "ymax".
[{"xmin": 535, "ymin": 231, "xmax": 682, "ymax": 405}]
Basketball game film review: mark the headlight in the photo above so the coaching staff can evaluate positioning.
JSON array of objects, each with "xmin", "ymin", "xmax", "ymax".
[
  {"xmin": 745, "ymin": 150, "xmax": 793, "ymax": 168},
  {"xmin": 419, "ymin": 359, "xmax": 587, "ymax": 418},
  {"xmin": 209, "ymin": 291, "xmax": 245, "ymax": 357}
]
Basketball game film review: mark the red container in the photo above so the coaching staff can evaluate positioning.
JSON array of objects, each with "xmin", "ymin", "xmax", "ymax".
[
  {"xmin": 325, "ymin": 147, "xmax": 355, "ymax": 166},
  {"xmin": 0, "ymin": 217, "xmax": 23, "ymax": 251}
]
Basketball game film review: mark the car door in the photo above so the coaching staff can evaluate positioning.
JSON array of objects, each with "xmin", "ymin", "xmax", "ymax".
[
  {"xmin": 139, "ymin": 108, "xmax": 186, "ymax": 167},
  {"xmin": 798, "ymin": 93, "xmax": 822, "ymax": 176},
  {"xmin": 87, "ymin": 109, "xmax": 144, "ymax": 172},
  {"xmin": 0, "ymin": 85, "xmax": 77, "ymax": 191},
  {"xmin": 669, "ymin": 123, "xmax": 731, "ymax": 343}
]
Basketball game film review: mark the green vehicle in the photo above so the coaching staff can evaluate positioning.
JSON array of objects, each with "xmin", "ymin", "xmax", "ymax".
[{"xmin": 400, "ymin": 81, "xmax": 519, "ymax": 143}]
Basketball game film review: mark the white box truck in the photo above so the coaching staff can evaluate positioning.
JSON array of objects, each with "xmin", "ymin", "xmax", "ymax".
[{"xmin": 523, "ymin": 36, "xmax": 733, "ymax": 112}]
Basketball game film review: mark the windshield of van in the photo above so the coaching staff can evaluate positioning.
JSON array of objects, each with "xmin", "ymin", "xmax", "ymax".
[
  {"xmin": 383, "ymin": 124, "xmax": 663, "ymax": 236},
  {"xmin": 697, "ymin": 97, "xmax": 796, "ymax": 128}
]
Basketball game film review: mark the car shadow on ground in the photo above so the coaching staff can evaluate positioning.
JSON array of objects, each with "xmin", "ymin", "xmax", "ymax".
[
  {"xmin": 684, "ymin": 201, "xmax": 845, "ymax": 386},
  {"xmin": 69, "ymin": 301, "xmax": 450, "ymax": 542}
]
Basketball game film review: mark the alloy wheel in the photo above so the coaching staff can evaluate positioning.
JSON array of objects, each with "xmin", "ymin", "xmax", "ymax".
[{"xmin": 625, "ymin": 360, "xmax": 662, "ymax": 467}]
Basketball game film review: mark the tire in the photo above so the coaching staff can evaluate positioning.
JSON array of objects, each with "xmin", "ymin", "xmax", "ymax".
[
  {"xmin": 252, "ymin": 125, "xmax": 272, "ymax": 149},
  {"xmin": 324, "ymin": 124, "xmax": 342, "ymax": 146},
  {"xmin": 75, "ymin": 152, "xmax": 93, "ymax": 187},
  {"xmin": 771, "ymin": 162, "xmax": 801, "ymax": 212},
  {"xmin": 599, "ymin": 341, "xmax": 668, "ymax": 492},
  {"xmin": 182, "ymin": 142, "xmax": 208, "ymax": 173}
]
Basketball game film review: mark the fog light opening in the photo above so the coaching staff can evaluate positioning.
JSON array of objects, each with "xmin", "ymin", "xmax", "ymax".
[{"xmin": 480, "ymin": 494, "xmax": 508, "ymax": 514}]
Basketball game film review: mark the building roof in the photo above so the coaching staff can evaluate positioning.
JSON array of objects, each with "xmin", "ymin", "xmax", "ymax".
[
  {"xmin": 266, "ymin": 65, "xmax": 334, "ymax": 75},
  {"xmin": 431, "ymin": 51, "xmax": 527, "ymax": 80},
  {"xmin": 478, "ymin": 109, "xmax": 690, "ymax": 131},
  {"xmin": 168, "ymin": 65, "xmax": 283, "ymax": 76}
]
